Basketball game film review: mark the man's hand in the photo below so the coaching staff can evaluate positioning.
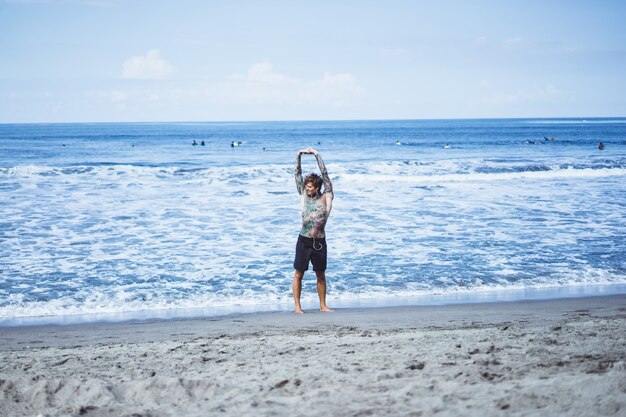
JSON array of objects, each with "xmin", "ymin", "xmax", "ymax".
[{"xmin": 298, "ymin": 148, "xmax": 318, "ymax": 155}]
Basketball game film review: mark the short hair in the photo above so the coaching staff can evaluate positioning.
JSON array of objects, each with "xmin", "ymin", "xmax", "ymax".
[{"xmin": 304, "ymin": 173, "xmax": 323, "ymax": 191}]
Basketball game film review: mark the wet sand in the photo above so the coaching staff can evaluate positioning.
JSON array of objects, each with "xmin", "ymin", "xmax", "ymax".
[{"xmin": 1, "ymin": 295, "xmax": 625, "ymax": 417}]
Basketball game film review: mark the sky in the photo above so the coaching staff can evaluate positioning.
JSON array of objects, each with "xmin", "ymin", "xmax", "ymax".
[{"xmin": 1, "ymin": 0, "xmax": 626, "ymax": 123}]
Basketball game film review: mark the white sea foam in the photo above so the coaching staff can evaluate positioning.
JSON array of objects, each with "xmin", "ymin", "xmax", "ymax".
[
  {"xmin": 340, "ymin": 167, "xmax": 626, "ymax": 184},
  {"xmin": 2, "ymin": 153, "xmax": 626, "ymax": 322}
]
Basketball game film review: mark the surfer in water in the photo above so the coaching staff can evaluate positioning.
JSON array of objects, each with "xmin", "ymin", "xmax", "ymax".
[{"xmin": 293, "ymin": 148, "xmax": 334, "ymax": 314}]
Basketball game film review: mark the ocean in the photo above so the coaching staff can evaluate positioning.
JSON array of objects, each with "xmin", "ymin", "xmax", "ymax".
[{"xmin": 1, "ymin": 119, "xmax": 625, "ymax": 325}]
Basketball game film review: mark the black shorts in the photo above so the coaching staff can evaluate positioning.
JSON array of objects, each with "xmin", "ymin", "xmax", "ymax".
[{"xmin": 293, "ymin": 235, "xmax": 327, "ymax": 272}]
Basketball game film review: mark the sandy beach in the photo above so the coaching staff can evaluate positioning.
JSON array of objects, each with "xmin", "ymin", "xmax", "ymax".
[{"xmin": 1, "ymin": 295, "xmax": 625, "ymax": 417}]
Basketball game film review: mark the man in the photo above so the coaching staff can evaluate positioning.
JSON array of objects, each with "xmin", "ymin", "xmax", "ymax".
[{"xmin": 293, "ymin": 148, "xmax": 334, "ymax": 314}]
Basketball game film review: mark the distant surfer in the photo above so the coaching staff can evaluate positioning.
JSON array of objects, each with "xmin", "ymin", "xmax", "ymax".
[
  {"xmin": 395, "ymin": 140, "xmax": 401, "ymax": 145},
  {"xmin": 444, "ymin": 144, "xmax": 451, "ymax": 149},
  {"xmin": 192, "ymin": 140, "xmax": 198, "ymax": 146},
  {"xmin": 201, "ymin": 140, "xmax": 205, "ymax": 146},
  {"xmin": 598, "ymin": 142, "xmax": 605, "ymax": 150},
  {"xmin": 293, "ymin": 148, "xmax": 334, "ymax": 314}
]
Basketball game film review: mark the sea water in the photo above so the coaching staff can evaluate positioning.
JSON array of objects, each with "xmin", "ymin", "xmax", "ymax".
[{"xmin": 1, "ymin": 119, "xmax": 625, "ymax": 325}]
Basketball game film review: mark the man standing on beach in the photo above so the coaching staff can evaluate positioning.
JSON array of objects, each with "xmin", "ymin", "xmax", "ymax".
[{"xmin": 293, "ymin": 148, "xmax": 334, "ymax": 314}]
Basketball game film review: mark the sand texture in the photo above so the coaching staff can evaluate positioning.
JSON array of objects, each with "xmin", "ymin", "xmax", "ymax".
[{"xmin": 1, "ymin": 295, "xmax": 625, "ymax": 417}]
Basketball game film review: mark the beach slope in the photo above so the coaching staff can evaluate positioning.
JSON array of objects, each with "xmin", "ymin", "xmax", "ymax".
[{"xmin": 1, "ymin": 295, "xmax": 625, "ymax": 417}]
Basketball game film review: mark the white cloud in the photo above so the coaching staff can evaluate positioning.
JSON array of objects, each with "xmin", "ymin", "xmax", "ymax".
[
  {"xmin": 306, "ymin": 72, "xmax": 365, "ymax": 106},
  {"xmin": 503, "ymin": 37, "xmax": 524, "ymax": 48},
  {"xmin": 473, "ymin": 36, "xmax": 489, "ymax": 46},
  {"xmin": 469, "ymin": 83, "xmax": 572, "ymax": 106},
  {"xmin": 91, "ymin": 88, "xmax": 178, "ymax": 104},
  {"xmin": 224, "ymin": 62, "xmax": 365, "ymax": 107},
  {"xmin": 108, "ymin": 90, "xmax": 128, "ymax": 102},
  {"xmin": 229, "ymin": 61, "xmax": 297, "ymax": 84},
  {"xmin": 84, "ymin": 62, "xmax": 365, "ymax": 120},
  {"xmin": 122, "ymin": 49, "xmax": 173, "ymax": 80}
]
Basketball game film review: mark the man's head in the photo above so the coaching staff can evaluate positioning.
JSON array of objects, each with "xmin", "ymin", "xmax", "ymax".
[{"xmin": 304, "ymin": 173, "xmax": 323, "ymax": 197}]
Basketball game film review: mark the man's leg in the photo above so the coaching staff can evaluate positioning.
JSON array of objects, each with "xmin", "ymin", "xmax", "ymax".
[
  {"xmin": 293, "ymin": 270, "xmax": 305, "ymax": 314},
  {"xmin": 315, "ymin": 271, "xmax": 334, "ymax": 312}
]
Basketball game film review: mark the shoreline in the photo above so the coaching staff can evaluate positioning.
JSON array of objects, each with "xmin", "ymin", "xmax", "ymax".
[
  {"xmin": 1, "ymin": 294, "xmax": 624, "ymax": 416},
  {"xmin": 1, "ymin": 293, "xmax": 624, "ymax": 349},
  {"xmin": 2, "ymin": 282, "xmax": 625, "ymax": 328}
]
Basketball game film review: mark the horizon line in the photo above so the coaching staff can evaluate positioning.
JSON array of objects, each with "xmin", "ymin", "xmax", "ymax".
[{"xmin": 2, "ymin": 115, "xmax": 626, "ymax": 126}]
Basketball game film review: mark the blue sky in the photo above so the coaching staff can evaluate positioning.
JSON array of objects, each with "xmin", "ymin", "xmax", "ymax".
[{"xmin": 1, "ymin": 0, "xmax": 625, "ymax": 122}]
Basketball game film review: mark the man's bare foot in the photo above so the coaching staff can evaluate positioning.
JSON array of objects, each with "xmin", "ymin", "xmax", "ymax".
[
  {"xmin": 295, "ymin": 308, "xmax": 305, "ymax": 314},
  {"xmin": 320, "ymin": 306, "xmax": 334, "ymax": 312}
]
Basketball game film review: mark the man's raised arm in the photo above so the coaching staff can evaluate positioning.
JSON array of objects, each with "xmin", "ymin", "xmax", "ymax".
[
  {"xmin": 294, "ymin": 151, "xmax": 304, "ymax": 195},
  {"xmin": 313, "ymin": 150, "xmax": 333, "ymax": 198}
]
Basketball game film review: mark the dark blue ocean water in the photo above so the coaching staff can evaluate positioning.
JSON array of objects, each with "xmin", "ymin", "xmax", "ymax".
[{"xmin": 1, "ymin": 118, "xmax": 625, "ymax": 324}]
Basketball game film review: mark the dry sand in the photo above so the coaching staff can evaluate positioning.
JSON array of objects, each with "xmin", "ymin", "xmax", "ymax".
[{"xmin": 1, "ymin": 295, "xmax": 625, "ymax": 417}]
